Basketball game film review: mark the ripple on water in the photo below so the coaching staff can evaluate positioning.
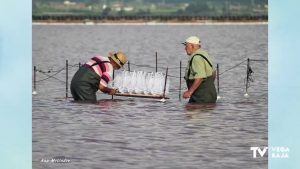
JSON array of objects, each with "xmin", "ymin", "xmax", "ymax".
[{"xmin": 33, "ymin": 25, "xmax": 267, "ymax": 169}]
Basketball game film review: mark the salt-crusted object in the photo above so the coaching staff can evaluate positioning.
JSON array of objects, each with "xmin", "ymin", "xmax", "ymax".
[{"xmin": 111, "ymin": 70, "xmax": 169, "ymax": 96}]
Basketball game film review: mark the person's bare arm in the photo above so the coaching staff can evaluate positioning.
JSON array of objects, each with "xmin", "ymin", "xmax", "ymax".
[
  {"xmin": 99, "ymin": 84, "xmax": 117, "ymax": 95},
  {"xmin": 183, "ymin": 78, "xmax": 203, "ymax": 98}
]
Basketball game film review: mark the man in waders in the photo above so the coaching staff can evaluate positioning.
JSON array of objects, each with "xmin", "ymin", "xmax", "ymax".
[
  {"xmin": 182, "ymin": 36, "xmax": 217, "ymax": 103},
  {"xmin": 71, "ymin": 51, "xmax": 128, "ymax": 102}
]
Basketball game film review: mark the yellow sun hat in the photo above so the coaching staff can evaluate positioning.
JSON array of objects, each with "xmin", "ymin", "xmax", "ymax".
[{"xmin": 109, "ymin": 51, "xmax": 128, "ymax": 67}]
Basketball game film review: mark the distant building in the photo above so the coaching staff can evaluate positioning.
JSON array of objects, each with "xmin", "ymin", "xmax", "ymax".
[
  {"xmin": 64, "ymin": 1, "xmax": 76, "ymax": 6},
  {"xmin": 112, "ymin": 3, "xmax": 122, "ymax": 12},
  {"xmin": 229, "ymin": 4, "xmax": 242, "ymax": 11},
  {"xmin": 49, "ymin": 1, "xmax": 86, "ymax": 10},
  {"xmin": 124, "ymin": 6, "xmax": 134, "ymax": 12}
]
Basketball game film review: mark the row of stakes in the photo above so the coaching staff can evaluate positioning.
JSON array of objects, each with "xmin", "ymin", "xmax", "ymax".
[{"xmin": 32, "ymin": 52, "xmax": 255, "ymax": 100}]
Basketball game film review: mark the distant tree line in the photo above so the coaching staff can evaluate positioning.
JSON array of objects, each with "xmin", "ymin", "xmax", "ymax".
[{"xmin": 33, "ymin": 0, "xmax": 268, "ymax": 17}]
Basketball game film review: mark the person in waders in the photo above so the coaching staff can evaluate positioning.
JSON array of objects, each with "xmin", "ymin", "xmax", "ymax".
[
  {"xmin": 182, "ymin": 36, "xmax": 217, "ymax": 103},
  {"xmin": 71, "ymin": 51, "xmax": 128, "ymax": 102}
]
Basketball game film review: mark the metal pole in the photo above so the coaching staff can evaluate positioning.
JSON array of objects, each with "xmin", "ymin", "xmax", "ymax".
[
  {"xmin": 78, "ymin": 62, "xmax": 81, "ymax": 69},
  {"xmin": 155, "ymin": 52, "xmax": 158, "ymax": 72},
  {"xmin": 179, "ymin": 61, "xmax": 182, "ymax": 100},
  {"xmin": 33, "ymin": 66, "xmax": 36, "ymax": 91},
  {"xmin": 163, "ymin": 67, "xmax": 168, "ymax": 98},
  {"xmin": 66, "ymin": 60, "xmax": 68, "ymax": 99},
  {"xmin": 128, "ymin": 61, "xmax": 130, "ymax": 71},
  {"xmin": 246, "ymin": 58, "xmax": 250, "ymax": 93},
  {"xmin": 217, "ymin": 64, "xmax": 220, "ymax": 94},
  {"xmin": 112, "ymin": 70, "xmax": 114, "ymax": 100}
]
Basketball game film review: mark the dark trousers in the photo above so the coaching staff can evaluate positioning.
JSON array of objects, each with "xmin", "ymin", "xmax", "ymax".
[
  {"xmin": 186, "ymin": 76, "xmax": 217, "ymax": 103},
  {"xmin": 71, "ymin": 67, "xmax": 101, "ymax": 101}
]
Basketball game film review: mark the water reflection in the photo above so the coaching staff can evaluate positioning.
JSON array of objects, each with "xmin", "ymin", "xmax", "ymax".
[
  {"xmin": 184, "ymin": 103, "xmax": 216, "ymax": 120},
  {"xmin": 96, "ymin": 99, "xmax": 121, "ymax": 111},
  {"xmin": 33, "ymin": 25, "xmax": 267, "ymax": 169}
]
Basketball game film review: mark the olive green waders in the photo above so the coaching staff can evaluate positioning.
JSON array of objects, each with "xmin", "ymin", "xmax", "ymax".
[
  {"xmin": 186, "ymin": 54, "xmax": 217, "ymax": 103},
  {"xmin": 186, "ymin": 76, "xmax": 217, "ymax": 103},
  {"xmin": 71, "ymin": 66, "xmax": 101, "ymax": 102}
]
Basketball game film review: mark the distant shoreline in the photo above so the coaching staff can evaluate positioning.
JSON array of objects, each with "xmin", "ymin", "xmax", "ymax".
[
  {"xmin": 33, "ymin": 20, "xmax": 268, "ymax": 26},
  {"xmin": 32, "ymin": 14, "xmax": 267, "ymax": 25}
]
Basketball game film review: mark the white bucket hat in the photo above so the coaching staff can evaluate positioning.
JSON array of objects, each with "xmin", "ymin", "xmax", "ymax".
[{"xmin": 182, "ymin": 36, "xmax": 201, "ymax": 45}]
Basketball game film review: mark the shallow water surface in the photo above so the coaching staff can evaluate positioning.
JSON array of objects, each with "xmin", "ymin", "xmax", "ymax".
[{"xmin": 33, "ymin": 24, "xmax": 267, "ymax": 169}]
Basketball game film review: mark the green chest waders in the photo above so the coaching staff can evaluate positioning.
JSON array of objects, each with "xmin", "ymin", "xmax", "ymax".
[
  {"xmin": 186, "ymin": 54, "xmax": 217, "ymax": 103},
  {"xmin": 71, "ymin": 60, "xmax": 110, "ymax": 101}
]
